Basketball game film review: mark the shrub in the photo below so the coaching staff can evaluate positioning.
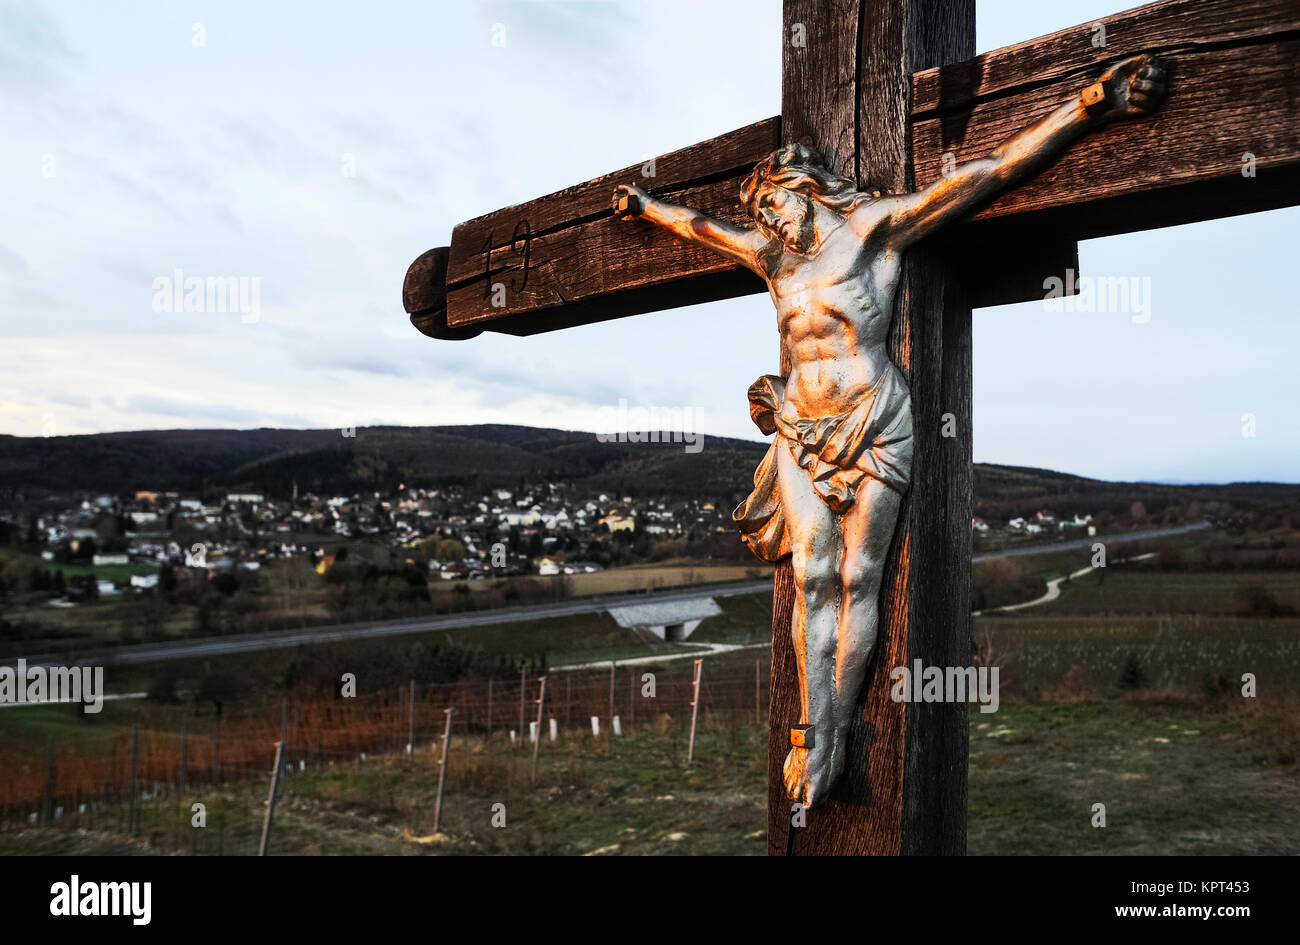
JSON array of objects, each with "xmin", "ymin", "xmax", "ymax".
[{"xmin": 1116, "ymin": 651, "xmax": 1148, "ymax": 691}]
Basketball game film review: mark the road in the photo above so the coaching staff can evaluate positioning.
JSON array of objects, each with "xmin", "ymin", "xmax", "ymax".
[
  {"xmin": 974, "ymin": 553, "xmax": 1157, "ymax": 615},
  {"xmin": 16, "ymin": 579, "xmax": 774, "ymax": 668},
  {"xmin": 972, "ymin": 520, "xmax": 1210, "ymax": 563},
  {"xmin": 5, "ymin": 521, "xmax": 1210, "ymax": 671}
]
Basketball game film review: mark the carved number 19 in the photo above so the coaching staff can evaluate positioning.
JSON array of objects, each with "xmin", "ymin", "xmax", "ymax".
[{"xmin": 480, "ymin": 220, "xmax": 532, "ymax": 299}]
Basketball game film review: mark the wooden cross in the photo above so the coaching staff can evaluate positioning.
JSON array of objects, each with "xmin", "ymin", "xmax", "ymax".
[{"xmin": 403, "ymin": 0, "xmax": 1300, "ymax": 855}]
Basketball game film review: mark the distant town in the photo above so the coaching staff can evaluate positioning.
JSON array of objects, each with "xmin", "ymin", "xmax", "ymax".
[{"xmin": 1, "ymin": 478, "xmax": 1101, "ymax": 607}]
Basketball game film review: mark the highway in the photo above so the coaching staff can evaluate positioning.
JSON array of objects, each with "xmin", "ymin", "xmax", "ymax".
[
  {"xmin": 971, "ymin": 520, "xmax": 1210, "ymax": 562},
  {"xmin": 4, "ymin": 521, "xmax": 1211, "ymax": 670},
  {"xmin": 23, "ymin": 579, "xmax": 774, "ymax": 667}
]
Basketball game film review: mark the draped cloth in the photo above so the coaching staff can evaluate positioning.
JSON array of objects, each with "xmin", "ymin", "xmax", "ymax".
[{"xmin": 732, "ymin": 364, "xmax": 913, "ymax": 562}]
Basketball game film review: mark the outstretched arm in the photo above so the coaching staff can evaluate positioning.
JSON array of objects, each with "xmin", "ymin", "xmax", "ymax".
[
  {"xmin": 612, "ymin": 184, "xmax": 771, "ymax": 276},
  {"xmin": 877, "ymin": 54, "xmax": 1169, "ymax": 249}
]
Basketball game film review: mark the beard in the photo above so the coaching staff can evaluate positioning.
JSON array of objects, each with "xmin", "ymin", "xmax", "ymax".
[
  {"xmin": 791, "ymin": 206, "xmax": 816, "ymax": 253},
  {"xmin": 773, "ymin": 201, "xmax": 814, "ymax": 253}
]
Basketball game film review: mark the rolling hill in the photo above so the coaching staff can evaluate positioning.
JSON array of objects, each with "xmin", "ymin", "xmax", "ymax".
[{"xmin": 1, "ymin": 425, "xmax": 1297, "ymax": 517}]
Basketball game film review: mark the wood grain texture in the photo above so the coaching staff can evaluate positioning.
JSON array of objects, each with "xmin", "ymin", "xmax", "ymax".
[
  {"xmin": 911, "ymin": 0, "xmax": 1300, "ymax": 239},
  {"xmin": 767, "ymin": 0, "xmax": 871, "ymax": 856},
  {"xmin": 441, "ymin": 120, "xmax": 779, "ymax": 332},
  {"xmin": 404, "ymin": 247, "xmax": 483, "ymax": 341},
  {"xmin": 409, "ymin": 0, "xmax": 1300, "ymax": 342},
  {"xmin": 768, "ymin": 0, "xmax": 974, "ymax": 858},
  {"xmin": 781, "ymin": 0, "xmax": 861, "ymax": 178}
]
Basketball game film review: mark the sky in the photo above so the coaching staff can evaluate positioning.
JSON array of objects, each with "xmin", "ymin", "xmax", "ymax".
[{"xmin": 0, "ymin": 0, "xmax": 1296, "ymax": 484}]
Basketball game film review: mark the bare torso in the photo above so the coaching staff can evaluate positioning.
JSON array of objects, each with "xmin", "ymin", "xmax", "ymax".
[{"xmin": 766, "ymin": 213, "xmax": 901, "ymax": 423}]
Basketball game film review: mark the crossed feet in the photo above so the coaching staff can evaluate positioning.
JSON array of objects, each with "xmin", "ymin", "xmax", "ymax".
[{"xmin": 782, "ymin": 718, "xmax": 846, "ymax": 808}]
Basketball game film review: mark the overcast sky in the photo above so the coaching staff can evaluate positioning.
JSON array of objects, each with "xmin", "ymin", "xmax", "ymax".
[{"xmin": 1, "ymin": 0, "xmax": 1296, "ymax": 483}]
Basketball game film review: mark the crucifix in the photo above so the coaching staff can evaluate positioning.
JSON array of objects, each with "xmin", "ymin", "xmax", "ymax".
[{"xmin": 404, "ymin": 0, "xmax": 1300, "ymax": 855}]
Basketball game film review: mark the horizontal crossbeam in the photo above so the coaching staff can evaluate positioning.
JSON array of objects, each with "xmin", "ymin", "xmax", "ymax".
[
  {"xmin": 911, "ymin": 0, "xmax": 1300, "ymax": 240},
  {"xmin": 405, "ymin": 0, "xmax": 1300, "ymax": 339}
]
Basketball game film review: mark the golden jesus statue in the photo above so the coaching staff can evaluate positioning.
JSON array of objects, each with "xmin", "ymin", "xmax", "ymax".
[{"xmin": 614, "ymin": 54, "xmax": 1167, "ymax": 806}]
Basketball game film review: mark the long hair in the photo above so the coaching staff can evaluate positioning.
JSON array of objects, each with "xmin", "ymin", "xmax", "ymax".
[{"xmin": 739, "ymin": 143, "xmax": 876, "ymax": 217}]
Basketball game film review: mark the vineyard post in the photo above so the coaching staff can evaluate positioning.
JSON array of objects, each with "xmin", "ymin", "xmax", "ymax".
[
  {"xmin": 487, "ymin": 678, "xmax": 494, "ymax": 740},
  {"xmin": 518, "ymin": 666, "xmax": 525, "ymax": 747},
  {"xmin": 530, "ymin": 676, "xmax": 547, "ymax": 783},
  {"xmin": 258, "ymin": 740, "xmax": 284, "ymax": 856},
  {"xmin": 179, "ymin": 712, "xmax": 189, "ymax": 794},
  {"xmin": 127, "ymin": 723, "xmax": 139, "ymax": 835},
  {"xmin": 408, "ymin": 679, "xmax": 415, "ymax": 756},
  {"xmin": 212, "ymin": 715, "xmax": 221, "ymax": 784},
  {"xmin": 393, "ymin": 685, "xmax": 401, "ymax": 752},
  {"xmin": 433, "ymin": 707, "xmax": 454, "ymax": 833},
  {"xmin": 41, "ymin": 736, "xmax": 54, "ymax": 826},
  {"xmin": 687, "ymin": 660, "xmax": 703, "ymax": 766}
]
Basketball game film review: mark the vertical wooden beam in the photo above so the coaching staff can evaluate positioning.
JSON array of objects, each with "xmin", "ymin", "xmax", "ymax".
[
  {"xmin": 781, "ymin": 0, "xmax": 860, "ymax": 178},
  {"xmin": 770, "ymin": 0, "xmax": 973, "ymax": 856},
  {"xmin": 888, "ymin": 0, "xmax": 974, "ymax": 859}
]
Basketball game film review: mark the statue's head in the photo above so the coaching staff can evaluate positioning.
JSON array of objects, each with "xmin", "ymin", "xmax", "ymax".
[{"xmin": 740, "ymin": 143, "xmax": 872, "ymax": 252}]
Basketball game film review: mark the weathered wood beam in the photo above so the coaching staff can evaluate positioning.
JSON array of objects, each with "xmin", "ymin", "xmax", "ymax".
[
  {"xmin": 911, "ymin": 0, "xmax": 1300, "ymax": 240},
  {"xmin": 405, "ymin": 89, "xmax": 1082, "ymax": 338},
  {"xmin": 404, "ymin": 247, "xmax": 482, "ymax": 341},
  {"xmin": 767, "ymin": 0, "xmax": 975, "ymax": 857},
  {"xmin": 405, "ymin": 0, "xmax": 1300, "ymax": 339},
  {"xmin": 438, "ymin": 119, "xmax": 779, "ymax": 335}
]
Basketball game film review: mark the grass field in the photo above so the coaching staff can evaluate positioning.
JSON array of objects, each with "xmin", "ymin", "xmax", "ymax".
[
  {"xmin": 1036, "ymin": 566, "xmax": 1300, "ymax": 616},
  {"xmin": 0, "ymin": 547, "xmax": 157, "ymax": 583},
  {"xmin": 3, "ymin": 695, "xmax": 1294, "ymax": 856},
  {"xmin": 968, "ymin": 698, "xmax": 1300, "ymax": 855},
  {"xmin": 3, "ymin": 527, "xmax": 1298, "ymax": 856}
]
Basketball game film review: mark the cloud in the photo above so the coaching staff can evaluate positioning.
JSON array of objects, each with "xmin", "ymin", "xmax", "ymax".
[
  {"xmin": 122, "ymin": 394, "xmax": 316, "ymax": 429},
  {"xmin": 0, "ymin": 242, "xmax": 29, "ymax": 276},
  {"xmin": 0, "ymin": 1, "xmax": 75, "ymax": 91},
  {"xmin": 308, "ymin": 356, "xmax": 412, "ymax": 380},
  {"xmin": 471, "ymin": 1, "xmax": 643, "ymax": 96}
]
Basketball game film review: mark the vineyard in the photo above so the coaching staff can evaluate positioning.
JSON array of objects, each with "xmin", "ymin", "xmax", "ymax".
[{"xmin": 0, "ymin": 653, "xmax": 770, "ymax": 847}]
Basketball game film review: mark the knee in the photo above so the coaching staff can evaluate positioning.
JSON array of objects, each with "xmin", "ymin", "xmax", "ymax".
[
  {"xmin": 794, "ymin": 555, "xmax": 838, "ymax": 609},
  {"xmin": 841, "ymin": 552, "xmax": 886, "ymax": 602}
]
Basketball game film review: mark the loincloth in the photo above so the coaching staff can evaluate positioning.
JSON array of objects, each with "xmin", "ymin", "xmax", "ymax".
[{"xmin": 732, "ymin": 364, "xmax": 913, "ymax": 562}]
